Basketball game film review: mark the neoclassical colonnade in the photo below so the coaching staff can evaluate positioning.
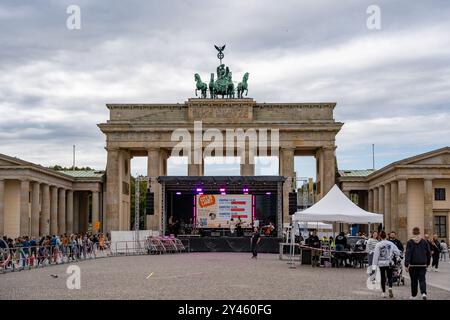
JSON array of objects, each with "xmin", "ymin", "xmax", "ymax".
[
  {"xmin": 0, "ymin": 154, "xmax": 104, "ymax": 238},
  {"xmin": 100, "ymin": 98, "xmax": 342, "ymax": 233},
  {"xmin": 367, "ymin": 178, "xmax": 434, "ymax": 242},
  {"xmin": 340, "ymin": 147, "xmax": 450, "ymax": 242}
]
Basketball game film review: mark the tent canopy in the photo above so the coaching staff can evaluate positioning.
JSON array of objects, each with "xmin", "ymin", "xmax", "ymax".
[
  {"xmin": 293, "ymin": 185, "xmax": 383, "ymax": 224},
  {"xmin": 298, "ymin": 222, "xmax": 333, "ymax": 230}
]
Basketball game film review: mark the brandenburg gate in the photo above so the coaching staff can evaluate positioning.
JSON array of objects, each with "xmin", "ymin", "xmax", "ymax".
[{"xmin": 97, "ymin": 46, "xmax": 343, "ymax": 233}]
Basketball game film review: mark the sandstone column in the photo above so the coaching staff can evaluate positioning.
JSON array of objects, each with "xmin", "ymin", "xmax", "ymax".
[
  {"xmin": 78, "ymin": 192, "xmax": 86, "ymax": 233},
  {"xmin": 321, "ymin": 147, "xmax": 336, "ymax": 196},
  {"xmin": 240, "ymin": 146, "xmax": 255, "ymax": 176},
  {"xmin": 73, "ymin": 192, "xmax": 79, "ymax": 234},
  {"xmin": 280, "ymin": 148, "xmax": 295, "ymax": 223},
  {"xmin": 106, "ymin": 148, "xmax": 120, "ymax": 232},
  {"xmin": 31, "ymin": 181, "xmax": 40, "ymax": 237},
  {"xmin": 50, "ymin": 186, "xmax": 58, "ymax": 235},
  {"xmin": 92, "ymin": 191, "xmax": 99, "ymax": 233},
  {"xmin": 40, "ymin": 184, "xmax": 50, "ymax": 236},
  {"xmin": 315, "ymin": 149, "xmax": 324, "ymax": 199},
  {"xmin": 20, "ymin": 180, "xmax": 30, "ymax": 236},
  {"xmin": 0, "ymin": 179, "xmax": 4, "ymax": 236},
  {"xmin": 397, "ymin": 179, "xmax": 408, "ymax": 242},
  {"xmin": 188, "ymin": 163, "xmax": 203, "ymax": 176},
  {"xmin": 378, "ymin": 185, "xmax": 385, "ymax": 215},
  {"xmin": 423, "ymin": 179, "xmax": 433, "ymax": 235},
  {"xmin": 148, "ymin": 148, "xmax": 162, "ymax": 231},
  {"xmin": 240, "ymin": 163, "xmax": 255, "ymax": 176},
  {"xmin": 66, "ymin": 190, "xmax": 73, "ymax": 234},
  {"xmin": 58, "ymin": 188, "xmax": 66, "ymax": 234},
  {"xmin": 85, "ymin": 192, "xmax": 90, "ymax": 232},
  {"xmin": 343, "ymin": 190, "xmax": 350, "ymax": 198},
  {"xmin": 390, "ymin": 181, "xmax": 398, "ymax": 233},
  {"xmin": 373, "ymin": 187, "xmax": 379, "ymax": 213},
  {"xmin": 368, "ymin": 189, "xmax": 373, "ymax": 212},
  {"xmin": 384, "ymin": 183, "xmax": 391, "ymax": 232}
]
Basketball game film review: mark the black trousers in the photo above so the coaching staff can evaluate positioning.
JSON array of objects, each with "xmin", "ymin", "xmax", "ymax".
[
  {"xmin": 379, "ymin": 266, "xmax": 393, "ymax": 292},
  {"xmin": 251, "ymin": 244, "xmax": 258, "ymax": 257},
  {"xmin": 409, "ymin": 267, "xmax": 427, "ymax": 296},
  {"xmin": 432, "ymin": 253, "xmax": 439, "ymax": 269}
]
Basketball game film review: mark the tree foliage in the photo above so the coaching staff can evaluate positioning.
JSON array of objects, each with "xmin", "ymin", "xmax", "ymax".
[{"xmin": 130, "ymin": 176, "xmax": 147, "ymax": 230}]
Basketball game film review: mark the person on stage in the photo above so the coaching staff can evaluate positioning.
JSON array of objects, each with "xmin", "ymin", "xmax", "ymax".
[
  {"xmin": 236, "ymin": 217, "xmax": 243, "ymax": 237},
  {"xmin": 229, "ymin": 218, "xmax": 236, "ymax": 236},
  {"xmin": 251, "ymin": 227, "xmax": 261, "ymax": 259}
]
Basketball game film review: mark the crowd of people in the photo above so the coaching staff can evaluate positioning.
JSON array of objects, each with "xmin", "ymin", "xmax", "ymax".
[
  {"xmin": 0, "ymin": 233, "xmax": 110, "ymax": 270},
  {"xmin": 368, "ymin": 228, "xmax": 447, "ymax": 300},
  {"xmin": 298, "ymin": 226, "xmax": 449, "ymax": 300}
]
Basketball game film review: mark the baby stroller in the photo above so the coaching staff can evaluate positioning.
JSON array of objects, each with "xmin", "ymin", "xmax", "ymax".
[{"xmin": 391, "ymin": 255, "xmax": 405, "ymax": 286}]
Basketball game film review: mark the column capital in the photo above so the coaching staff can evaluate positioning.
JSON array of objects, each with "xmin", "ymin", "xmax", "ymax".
[{"xmin": 322, "ymin": 146, "xmax": 337, "ymax": 151}]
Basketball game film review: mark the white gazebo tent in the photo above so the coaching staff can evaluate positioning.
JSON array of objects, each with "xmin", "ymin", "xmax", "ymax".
[{"xmin": 293, "ymin": 185, "xmax": 383, "ymax": 234}]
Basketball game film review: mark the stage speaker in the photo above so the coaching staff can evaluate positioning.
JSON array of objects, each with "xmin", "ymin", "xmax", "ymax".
[
  {"xmin": 288, "ymin": 192, "xmax": 297, "ymax": 215},
  {"xmin": 146, "ymin": 191, "xmax": 154, "ymax": 215}
]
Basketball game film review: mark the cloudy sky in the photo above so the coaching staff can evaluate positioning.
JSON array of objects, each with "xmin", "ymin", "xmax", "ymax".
[{"xmin": 1, "ymin": 0, "xmax": 449, "ymax": 180}]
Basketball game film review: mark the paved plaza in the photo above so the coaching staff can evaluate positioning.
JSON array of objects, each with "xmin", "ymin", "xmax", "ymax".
[{"xmin": 1, "ymin": 253, "xmax": 450, "ymax": 300}]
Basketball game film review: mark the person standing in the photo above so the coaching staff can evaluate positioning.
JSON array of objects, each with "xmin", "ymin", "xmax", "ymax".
[
  {"xmin": 229, "ymin": 218, "xmax": 236, "ymax": 236},
  {"xmin": 250, "ymin": 227, "xmax": 261, "ymax": 259},
  {"xmin": 366, "ymin": 231, "xmax": 379, "ymax": 266},
  {"xmin": 334, "ymin": 232, "xmax": 347, "ymax": 251},
  {"xmin": 371, "ymin": 231, "xmax": 400, "ymax": 298},
  {"xmin": 388, "ymin": 231, "xmax": 404, "ymax": 253},
  {"xmin": 236, "ymin": 217, "xmax": 243, "ymax": 237},
  {"xmin": 440, "ymin": 240, "xmax": 448, "ymax": 261},
  {"xmin": 307, "ymin": 230, "xmax": 321, "ymax": 267},
  {"xmin": 430, "ymin": 234, "xmax": 441, "ymax": 272},
  {"xmin": 405, "ymin": 227, "xmax": 431, "ymax": 300}
]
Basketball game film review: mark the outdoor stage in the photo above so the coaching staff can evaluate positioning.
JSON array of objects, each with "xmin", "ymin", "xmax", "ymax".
[
  {"xmin": 180, "ymin": 236, "xmax": 282, "ymax": 253},
  {"xmin": 158, "ymin": 176, "xmax": 285, "ymax": 241}
]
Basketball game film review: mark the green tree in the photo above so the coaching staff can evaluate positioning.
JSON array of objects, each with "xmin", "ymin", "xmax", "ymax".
[
  {"xmin": 49, "ymin": 165, "xmax": 94, "ymax": 171},
  {"xmin": 130, "ymin": 176, "xmax": 147, "ymax": 230}
]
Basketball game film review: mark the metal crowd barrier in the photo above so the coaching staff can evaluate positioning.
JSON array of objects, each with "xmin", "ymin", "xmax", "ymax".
[
  {"xmin": 110, "ymin": 237, "xmax": 189, "ymax": 256},
  {"xmin": 0, "ymin": 236, "xmax": 190, "ymax": 274},
  {"xmin": 0, "ymin": 242, "xmax": 111, "ymax": 274}
]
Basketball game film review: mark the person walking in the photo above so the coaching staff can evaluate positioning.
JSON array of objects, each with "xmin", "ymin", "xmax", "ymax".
[
  {"xmin": 405, "ymin": 227, "xmax": 431, "ymax": 300},
  {"xmin": 371, "ymin": 231, "xmax": 401, "ymax": 298},
  {"xmin": 440, "ymin": 240, "xmax": 448, "ymax": 261},
  {"xmin": 366, "ymin": 231, "xmax": 379, "ymax": 266},
  {"xmin": 430, "ymin": 235, "xmax": 441, "ymax": 271},
  {"xmin": 250, "ymin": 227, "xmax": 261, "ymax": 259}
]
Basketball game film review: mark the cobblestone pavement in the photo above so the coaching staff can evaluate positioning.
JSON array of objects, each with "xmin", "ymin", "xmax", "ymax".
[{"xmin": 1, "ymin": 253, "xmax": 449, "ymax": 300}]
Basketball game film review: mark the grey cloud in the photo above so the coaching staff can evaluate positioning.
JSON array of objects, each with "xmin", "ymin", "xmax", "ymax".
[{"xmin": 1, "ymin": 0, "xmax": 450, "ymax": 175}]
